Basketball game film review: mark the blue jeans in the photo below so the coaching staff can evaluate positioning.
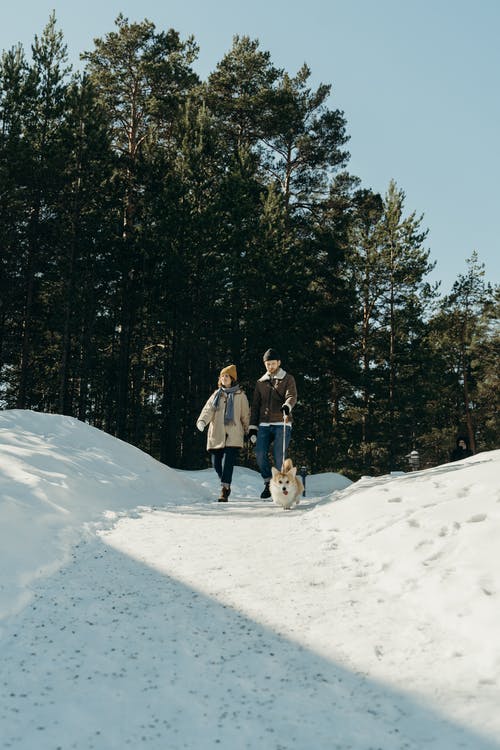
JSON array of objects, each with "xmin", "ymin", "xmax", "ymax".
[
  {"xmin": 255, "ymin": 425, "xmax": 292, "ymax": 481},
  {"xmin": 211, "ymin": 447, "xmax": 239, "ymax": 486}
]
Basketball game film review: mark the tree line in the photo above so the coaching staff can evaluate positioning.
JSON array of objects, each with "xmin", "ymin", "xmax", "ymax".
[{"xmin": 0, "ymin": 14, "xmax": 498, "ymax": 477}]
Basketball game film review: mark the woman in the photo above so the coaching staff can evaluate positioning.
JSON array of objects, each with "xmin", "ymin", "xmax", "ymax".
[{"xmin": 196, "ymin": 364, "xmax": 250, "ymax": 501}]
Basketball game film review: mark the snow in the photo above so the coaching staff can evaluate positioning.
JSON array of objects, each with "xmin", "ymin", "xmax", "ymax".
[{"xmin": 1, "ymin": 410, "xmax": 499, "ymax": 750}]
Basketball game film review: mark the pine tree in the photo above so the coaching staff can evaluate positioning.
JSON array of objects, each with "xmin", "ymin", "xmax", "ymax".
[
  {"xmin": 470, "ymin": 288, "xmax": 500, "ymax": 449},
  {"xmin": 349, "ymin": 180, "xmax": 436, "ymax": 472},
  {"xmin": 8, "ymin": 13, "xmax": 72, "ymax": 408},
  {"xmin": 204, "ymin": 36, "xmax": 282, "ymax": 374},
  {"xmin": 52, "ymin": 75, "xmax": 117, "ymax": 419},
  {"xmin": 82, "ymin": 15, "xmax": 198, "ymax": 441},
  {"xmin": 431, "ymin": 253, "xmax": 496, "ymax": 453},
  {"xmin": 0, "ymin": 43, "xmax": 31, "ymax": 398}
]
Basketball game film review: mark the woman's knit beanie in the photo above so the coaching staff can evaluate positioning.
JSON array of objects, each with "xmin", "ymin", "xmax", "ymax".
[{"xmin": 220, "ymin": 364, "xmax": 237, "ymax": 381}]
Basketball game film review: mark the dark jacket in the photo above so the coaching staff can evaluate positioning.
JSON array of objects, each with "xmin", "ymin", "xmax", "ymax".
[
  {"xmin": 450, "ymin": 437, "xmax": 473, "ymax": 462},
  {"xmin": 249, "ymin": 368, "xmax": 297, "ymax": 429}
]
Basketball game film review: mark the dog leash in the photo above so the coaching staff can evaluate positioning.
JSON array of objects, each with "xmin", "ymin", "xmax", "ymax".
[{"xmin": 282, "ymin": 411, "xmax": 287, "ymax": 471}]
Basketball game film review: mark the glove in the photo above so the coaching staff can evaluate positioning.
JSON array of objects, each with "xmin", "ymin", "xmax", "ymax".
[
  {"xmin": 196, "ymin": 420, "xmax": 206, "ymax": 432},
  {"xmin": 281, "ymin": 404, "xmax": 290, "ymax": 416},
  {"xmin": 248, "ymin": 427, "xmax": 258, "ymax": 445}
]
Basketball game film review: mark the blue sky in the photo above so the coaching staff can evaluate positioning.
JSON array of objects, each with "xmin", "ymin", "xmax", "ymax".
[{"xmin": 2, "ymin": 0, "xmax": 499, "ymax": 291}]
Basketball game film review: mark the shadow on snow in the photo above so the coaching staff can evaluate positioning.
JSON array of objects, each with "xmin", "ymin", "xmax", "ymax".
[{"xmin": 1, "ymin": 532, "xmax": 498, "ymax": 750}]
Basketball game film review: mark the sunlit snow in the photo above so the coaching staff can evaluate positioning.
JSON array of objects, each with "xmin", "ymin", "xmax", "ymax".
[{"xmin": 1, "ymin": 410, "xmax": 499, "ymax": 749}]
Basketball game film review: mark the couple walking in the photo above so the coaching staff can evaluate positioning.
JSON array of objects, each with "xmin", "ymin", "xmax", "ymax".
[{"xmin": 196, "ymin": 349, "xmax": 297, "ymax": 501}]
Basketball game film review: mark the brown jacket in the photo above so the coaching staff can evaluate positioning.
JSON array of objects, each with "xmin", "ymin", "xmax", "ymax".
[
  {"xmin": 197, "ymin": 387, "xmax": 250, "ymax": 450},
  {"xmin": 250, "ymin": 369, "xmax": 297, "ymax": 429}
]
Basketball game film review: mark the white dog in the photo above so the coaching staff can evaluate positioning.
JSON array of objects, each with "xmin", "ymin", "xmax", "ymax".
[{"xmin": 270, "ymin": 459, "xmax": 303, "ymax": 510}]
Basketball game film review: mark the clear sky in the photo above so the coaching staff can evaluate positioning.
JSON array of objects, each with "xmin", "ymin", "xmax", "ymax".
[{"xmin": 2, "ymin": 0, "xmax": 499, "ymax": 292}]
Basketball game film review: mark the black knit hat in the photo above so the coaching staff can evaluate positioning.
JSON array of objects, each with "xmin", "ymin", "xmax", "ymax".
[{"xmin": 263, "ymin": 348, "xmax": 281, "ymax": 361}]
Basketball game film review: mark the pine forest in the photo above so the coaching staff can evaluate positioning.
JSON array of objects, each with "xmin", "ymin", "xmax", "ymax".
[{"xmin": 0, "ymin": 14, "xmax": 498, "ymax": 478}]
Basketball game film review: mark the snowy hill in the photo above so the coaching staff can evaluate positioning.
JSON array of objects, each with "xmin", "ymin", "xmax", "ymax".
[{"xmin": 0, "ymin": 409, "xmax": 499, "ymax": 750}]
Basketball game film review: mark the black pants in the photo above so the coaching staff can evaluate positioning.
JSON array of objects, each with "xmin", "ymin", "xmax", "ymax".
[{"xmin": 211, "ymin": 447, "xmax": 239, "ymax": 485}]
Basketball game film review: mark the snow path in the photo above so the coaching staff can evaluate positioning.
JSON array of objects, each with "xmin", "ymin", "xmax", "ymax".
[
  {"xmin": 102, "ymin": 497, "xmax": 500, "ymax": 745},
  {"xmin": 2, "ymin": 498, "xmax": 498, "ymax": 750}
]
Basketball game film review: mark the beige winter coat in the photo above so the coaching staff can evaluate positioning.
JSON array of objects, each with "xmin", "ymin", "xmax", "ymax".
[{"xmin": 197, "ymin": 387, "xmax": 250, "ymax": 450}]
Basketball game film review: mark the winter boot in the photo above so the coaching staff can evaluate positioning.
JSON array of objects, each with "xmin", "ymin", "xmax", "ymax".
[
  {"xmin": 260, "ymin": 481, "xmax": 271, "ymax": 499},
  {"xmin": 218, "ymin": 485, "xmax": 231, "ymax": 502}
]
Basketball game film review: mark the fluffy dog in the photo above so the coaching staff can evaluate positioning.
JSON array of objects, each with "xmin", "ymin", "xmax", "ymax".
[{"xmin": 270, "ymin": 458, "xmax": 303, "ymax": 510}]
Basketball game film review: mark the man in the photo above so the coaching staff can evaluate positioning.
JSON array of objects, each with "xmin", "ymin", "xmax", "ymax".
[{"xmin": 249, "ymin": 348, "xmax": 297, "ymax": 499}]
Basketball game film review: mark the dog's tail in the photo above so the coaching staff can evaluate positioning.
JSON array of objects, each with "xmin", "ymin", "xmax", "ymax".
[{"xmin": 282, "ymin": 458, "xmax": 293, "ymax": 472}]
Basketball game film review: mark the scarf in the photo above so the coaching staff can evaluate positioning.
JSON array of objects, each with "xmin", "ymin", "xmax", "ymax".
[{"xmin": 211, "ymin": 384, "xmax": 239, "ymax": 425}]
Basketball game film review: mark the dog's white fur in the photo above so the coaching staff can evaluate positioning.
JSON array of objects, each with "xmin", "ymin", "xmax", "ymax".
[{"xmin": 270, "ymin": 458, "xmax": 303, "ymax": 510}]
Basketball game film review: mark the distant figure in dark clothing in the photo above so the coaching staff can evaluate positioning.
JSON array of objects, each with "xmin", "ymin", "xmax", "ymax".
[{"xmin": 450, "ymin": 436, "xmax": 473, "ymax": 462}]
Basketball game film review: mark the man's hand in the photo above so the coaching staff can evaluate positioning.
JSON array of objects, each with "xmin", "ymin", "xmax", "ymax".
[{"xmin": 248, "ymin": 427, "xmax": 258, "ymax": 445}]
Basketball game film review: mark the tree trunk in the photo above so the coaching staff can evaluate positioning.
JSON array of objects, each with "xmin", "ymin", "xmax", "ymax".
[
  {"xmin": 461, "ymin": 338, "xmax": 476, "ymax": 453},
  {"xmin": 18, "ymin": 206, "xmax": 39, "ymax": 408}
]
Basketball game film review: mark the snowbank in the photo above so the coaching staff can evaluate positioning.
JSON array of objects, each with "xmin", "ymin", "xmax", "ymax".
[
  {"xmin": 1, "ymin": 409, "xmax": 500, "ymax": 748},
  {"xmin": 0, "ymin": 410, "xmax": 199, "ymax": 618}
]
